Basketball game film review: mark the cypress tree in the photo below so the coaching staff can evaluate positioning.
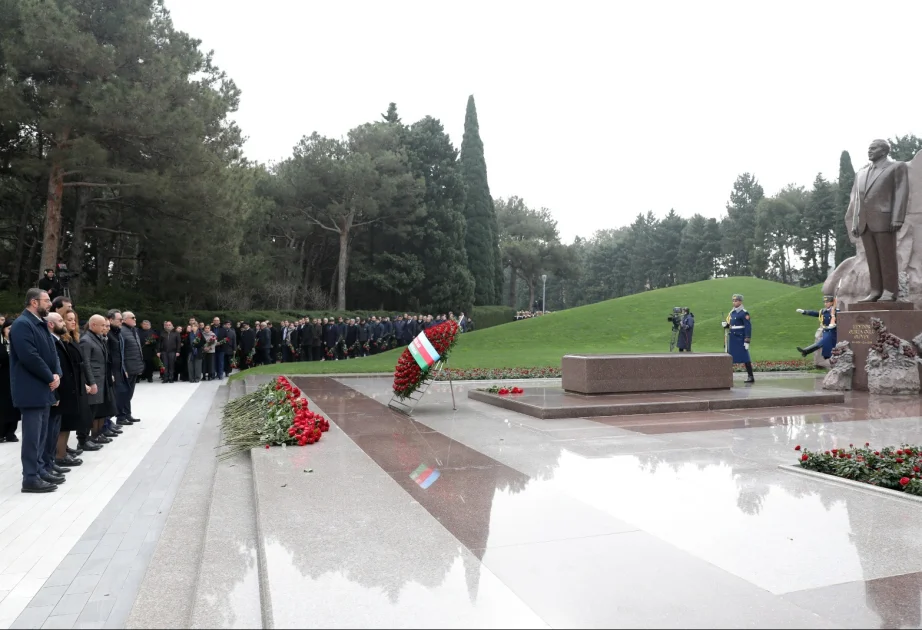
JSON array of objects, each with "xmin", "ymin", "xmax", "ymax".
[
  {"xmin": 834, "ymin": 151, "xmax": 856, "ymax": 265},
  {"xmin": 459, "ymin": 95, "xmax": 497, "ymax": 304}
]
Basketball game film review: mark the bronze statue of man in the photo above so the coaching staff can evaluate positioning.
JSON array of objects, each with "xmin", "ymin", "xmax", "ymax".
[{"xmin": 849, "ymin": 139, "xmax": 910, "ymax": 302}]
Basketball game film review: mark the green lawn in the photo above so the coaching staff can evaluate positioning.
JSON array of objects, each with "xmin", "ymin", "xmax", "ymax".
[{"xmin": 235, "ymin": 277, "xmax": 828, "ymax": 379}]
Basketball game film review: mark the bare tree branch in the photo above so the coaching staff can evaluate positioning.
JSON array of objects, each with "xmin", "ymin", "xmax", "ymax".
[
  {"xmin": 62, "ymin": 182, "xmax": 140, "ymax": 188},
  {"xmin": 304, "ymin": 215, "xmax": 341, "ymax": 234},
  {"xmin": 83, "ymin": 227, "xmax": 139, "ymax": 237}
]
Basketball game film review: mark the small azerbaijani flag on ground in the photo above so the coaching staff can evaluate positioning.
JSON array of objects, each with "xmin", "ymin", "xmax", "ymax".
[
  {"xmin": 410, "ymin": 463, "xmax": 440, "ymax": 489},
  {"xmin": 408, "ymin": 331, "xmax": 441, "ymax": 371}
]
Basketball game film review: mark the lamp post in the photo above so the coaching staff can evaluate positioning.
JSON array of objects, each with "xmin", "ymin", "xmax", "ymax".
[{"xmin": 541, "ymin": 274, "xmax": 547, "ymax": 313}]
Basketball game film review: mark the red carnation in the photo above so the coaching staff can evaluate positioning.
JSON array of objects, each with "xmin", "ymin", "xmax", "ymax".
[
  {"xmin": 801, "ymin": 454, "xmax": 808, "ymax": 461},
  {"xmin": 900, "ymin": 477, "xmax": 911, "ymax": 486},
  {"xmin": 794, "ymin": 445, "xmax": 801, "ymax": 451},
  {"xmin": 865, "ymin": 442, "xmax": 870, "ymax": 447},
  {"xmin": 897, "ymin": 458, "xmax": 904, "ymax": 464}
]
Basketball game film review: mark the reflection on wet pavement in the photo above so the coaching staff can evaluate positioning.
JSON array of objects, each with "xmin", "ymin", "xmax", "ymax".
[{"xmin": 280, "ymin": 375, "xmax": 922, "ymax": 629}]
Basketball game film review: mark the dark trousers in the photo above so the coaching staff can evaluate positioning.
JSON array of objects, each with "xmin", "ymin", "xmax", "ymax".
[
  {"xmin": 282, "ymin": 346, "xmax": 291, "ymax": 362},
  {"xmin": 45, "ymin": 411, "xmax": 61, "ymax": 472},
  {"xmin": 224, "ymin": 351, "xmax": 233, "ymax": 374},
  {"xmin": 214, "ymin": 349, "xmax": 225, "ymax": 378},
  {"xmin": 862, "ymin": 230, "xmax": 899, "ymax": 296},
  {"xmin": 203, "ymin": 353, "xmax": 214, "ymax": 378},
  {"xmin": 1, "ymin": 413, "xmax": 19, "ymax": 438},
  {"xmin": 20, "ymin": 406, "xmax": 50, "ymax": 484},
  {"xmin": 116, "ymin": 372, "xmax": 136, "ymax": 421},
  {"xmin": 161, "ymin": 352, "xmax": 176, "ymax": 381}
]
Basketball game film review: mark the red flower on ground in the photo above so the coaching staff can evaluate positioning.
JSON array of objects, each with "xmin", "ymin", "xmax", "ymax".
[
  {"xmin": 801, "ymin": 454, "xmax": 808, "ymax": 462},
  {"xmin": 900, "ymin": 477, "xmax": 911, "ymax": 486},
  {"xmin": 794, "ymin": 445, "xmax": 801, "ymax": 451}
]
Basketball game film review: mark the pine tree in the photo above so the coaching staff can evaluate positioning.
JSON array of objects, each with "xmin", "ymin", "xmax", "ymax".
[
  {"xmin": 722, "ymin": 173, "xmax": 764, "ymax": 276},
  {"xmin": 381, "ymin": 102, "xmax": 401, "ymax": 124},
  {"xmin": 834, "ymin": 151, "xmax": 856, "ymax": 265},
  {"xmin": 459, "ymin": 95, "xmax": 497, "ymax": 304},
  {"xmin": 404, "ymin": 116, "xmax": 474, "ymax": 312}
]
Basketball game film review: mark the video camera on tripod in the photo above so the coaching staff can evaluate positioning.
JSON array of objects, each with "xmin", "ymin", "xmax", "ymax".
[{"xmin": 667, "ymin": 307, "xmax": 689, "ymax": 352}]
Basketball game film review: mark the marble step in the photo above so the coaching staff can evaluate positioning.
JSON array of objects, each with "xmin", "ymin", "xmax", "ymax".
[
  {"xmin": 190, "ymin": 378, "xmax": 263, "ymax": 628},
  {"xmin": 125, "ymin": 383, "xmax": 230, "ymax": 629}
]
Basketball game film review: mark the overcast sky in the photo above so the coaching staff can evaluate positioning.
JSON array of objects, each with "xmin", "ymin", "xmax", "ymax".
[{"xmin": 164, "ymin": 0, "xmax": 921, "ymax": 242}]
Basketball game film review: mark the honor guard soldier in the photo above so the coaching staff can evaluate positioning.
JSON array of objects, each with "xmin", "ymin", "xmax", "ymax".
[
  {"xmin": 795, "ymin": 295, "xmax": 839, "ymax": 359},
  {"xmin": 722, "ymin": 293, "xmax": 754, "ymax": 383}
]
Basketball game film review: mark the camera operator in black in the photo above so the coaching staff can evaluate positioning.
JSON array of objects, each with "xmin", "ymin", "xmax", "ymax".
[
  {"xmin": 38, "ymin": 269, "xmax": 62, "ymax": 300},
  {"xmin": 677, "ymin": 308, "xmax": 694, "ymax": 351},
  {"xmin": 667, "ymin": 307, "xmax": 694, "ymax": 352}
]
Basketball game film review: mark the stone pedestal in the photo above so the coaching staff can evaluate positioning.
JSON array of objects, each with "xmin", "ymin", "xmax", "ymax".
[
  {"xmin": 838, "ymin": 303, "xmax": 922, "ymax": 391},
  {"xmin": 561, "ymin": 353, "xmax": 732, "ymax": 395}
]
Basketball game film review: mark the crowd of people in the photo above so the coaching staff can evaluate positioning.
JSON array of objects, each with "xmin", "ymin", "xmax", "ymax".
[
  {"xmin": 0, "ymin": 290, "xmax": 150, "ymax": 493},
  {"xmin": 0, "ymin": 289, "xmax": 475, "ymax": 493}
]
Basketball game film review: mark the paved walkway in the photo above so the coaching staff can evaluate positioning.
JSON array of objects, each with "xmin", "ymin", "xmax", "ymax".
[
  {"xmin": 5, "ymin": 373, "xmax": 922, "ymax": 628},
  {"xmin": 0, "ymin": 380, "xmax": 216, "ymax": 629}
]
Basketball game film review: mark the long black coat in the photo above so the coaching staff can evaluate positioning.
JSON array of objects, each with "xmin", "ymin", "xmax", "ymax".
[
  {"xmin": 0, "ymin": 339, "xmax": 20, "ymax": 425},
  {"xmin": 240, "ymin": 329, "xmax": 256, "ymax": 355},
  {"xmin": 54, "ymin": 337, "xmax": 91, "ymax": 432}
]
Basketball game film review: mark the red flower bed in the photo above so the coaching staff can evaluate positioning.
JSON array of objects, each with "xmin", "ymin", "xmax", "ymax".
[
  {"xmin": 796, "ymin": 443, "xmax": 922, "ymax": 495},
  {"xmin": 392, "ymin": 321, "xmax": 460, "ymax": 399}
]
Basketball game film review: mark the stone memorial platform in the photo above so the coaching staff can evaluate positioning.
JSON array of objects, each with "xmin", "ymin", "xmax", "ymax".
[
  {"xmin": 838, "ymin": 302, "xmax": 922, "ymax": 391},
  {"xmin": 468, "ymin": 384, "xmax": 845, "ymax": 420},
  {"xmin": 561, "ymin": 353, "xmax": 732, "ymax": 394}
]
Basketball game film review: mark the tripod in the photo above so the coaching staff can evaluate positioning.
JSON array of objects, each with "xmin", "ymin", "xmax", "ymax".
[{"xmin": 669, "ymin": 325, "xmax": 680, "ymax": 352}]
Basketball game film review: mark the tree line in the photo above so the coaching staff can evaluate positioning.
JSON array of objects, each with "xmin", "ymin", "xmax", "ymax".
[{"xmin": 1, "ymin": 1, "xmax": 919, "ymax": 316}]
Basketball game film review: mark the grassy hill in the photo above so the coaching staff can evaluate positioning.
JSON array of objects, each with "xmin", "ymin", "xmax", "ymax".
[{"xmin": 239, "ymin": 277, "xmax": 830, "ymax": 377}]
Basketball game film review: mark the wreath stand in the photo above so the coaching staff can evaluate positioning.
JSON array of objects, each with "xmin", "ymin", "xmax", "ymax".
[{"xmin": 387, "ymin": 359, "xmax": 457, "ymax": 416}]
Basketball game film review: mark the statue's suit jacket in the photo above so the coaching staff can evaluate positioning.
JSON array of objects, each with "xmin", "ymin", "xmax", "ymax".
[{"xmin": 848, "ymin": 158, "xmax": 910, "ymax": 235}]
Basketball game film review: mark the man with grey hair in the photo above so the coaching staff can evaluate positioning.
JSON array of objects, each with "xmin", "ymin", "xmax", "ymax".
[{"xmin": 118, "ymin": 311, "xmax": 144, "ymax": 424}]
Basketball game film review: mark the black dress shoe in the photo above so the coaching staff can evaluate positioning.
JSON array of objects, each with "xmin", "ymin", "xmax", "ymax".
[
  {"xmin": 57, "ymin": 456, "xmax": 83, "ymax": 467},
  {"xmin": 79, "ymin": 440, "xmax": 103, "ymax": 451},
  {"xmin": 40, "ymin": 472, "xmax": 65, "ymax": 485},
  {"xmin": 67, "ymin": 446, "xmax": 83, "ymax": 457},
  {"xmin": 116, "ymin": 419, "xmax": 131, "ymax": 426},
  {"xmin": 22, "ymin": 479, "xmax": 57, "ymax": 493},
  {"xmin": 744, "ymin": 377, "xmax": 755, "ymax": 383},
  {"xmin": 94, "ymin": 435, "xmax": 112, "ymax": 444},
  {"xmin": 52, "ymin": 464, "xmax": 71, "ymax": 474},
  {"xmin": 103, "ymin": 430, "xmax": 119, "ymax": 439},
  {"xmin": 5, "ymin": 434, "xmax": 19, "ymax": 443}
]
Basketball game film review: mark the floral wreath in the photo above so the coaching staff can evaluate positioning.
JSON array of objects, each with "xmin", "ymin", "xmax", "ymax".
[{"xmin": 392, "ymin": 320, "xmax": 460, "ymax": 399}]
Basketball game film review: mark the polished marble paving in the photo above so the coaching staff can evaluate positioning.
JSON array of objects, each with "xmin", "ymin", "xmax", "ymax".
[
  {"xmin": 10, "ymin": 370, "xmax": 922, "ymax": 628},
  {"xmin": 304, "ymin": 375, "xmax": 922, "ymax": 629}
]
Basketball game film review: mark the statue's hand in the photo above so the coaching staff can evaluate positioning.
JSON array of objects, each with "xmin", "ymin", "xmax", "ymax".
[
  {"xmin": 891, "ymin": 221, "xmax": 903, "ymax": 232},
  {"xmin": 851, "ymin": 227, "xmax": 859, "ymax": 237},
  {"xmin": 796, "ymin": 309, "xmax": 805, "ymax": 314}
]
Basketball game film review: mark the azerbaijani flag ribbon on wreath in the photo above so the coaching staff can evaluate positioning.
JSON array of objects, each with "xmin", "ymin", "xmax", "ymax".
[{"xmin": 408, "ymin": 331, "xmax": 441, "ymax": 371}]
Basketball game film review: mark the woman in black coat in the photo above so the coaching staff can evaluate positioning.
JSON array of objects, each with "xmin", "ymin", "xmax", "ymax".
[
  {"xmin": 0, "ymin": 320, "xmax": 20, "ymax": 442},
  {"xmin": 56, "ymin": 311, "xmax": 92, "ymax": 463}
]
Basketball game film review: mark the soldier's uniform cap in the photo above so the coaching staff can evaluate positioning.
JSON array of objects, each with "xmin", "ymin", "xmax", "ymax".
[
  {"xmin": 823, "ymin": 295, "xmax": 835, "ymax": 301},
  {"xmin": 732, "ymin": 294, "xmax": 744, "ymax": 301}
]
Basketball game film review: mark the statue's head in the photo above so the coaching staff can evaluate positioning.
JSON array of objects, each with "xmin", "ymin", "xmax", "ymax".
[{"xmin": 868, "ymin": 139, "xmax": 891, "ymax": 161}]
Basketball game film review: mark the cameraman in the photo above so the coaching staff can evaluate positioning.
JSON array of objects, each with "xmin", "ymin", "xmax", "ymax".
[
  {"xmin": 38, "ymin": 269, "xmax": 62, "ymax": 301},
  {"xmin": 677, "ymin": 308, "xmax": 694, "ymax": 352}
]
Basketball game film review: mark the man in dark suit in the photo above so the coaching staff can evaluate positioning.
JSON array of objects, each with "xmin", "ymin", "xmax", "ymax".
[
  {"xmin": 258, "ymin": 323, "xmax": 273, "ymax": 365},
  {"xmin": 222, "ymin": 321, "xmax": 236, "ymax": 375},
  {"xmin": 9, "ymin": 289, "xmax": 62, "ymax": 493},
  {"xmin": 848, "ymin": 138, "xmax": 910, "ymax": 302},
  {"xmin": 158, "ymin": 321, "xmax": 182, "ymax": 383},
  {"xmin": 239, "ymin": 323, "xmax": 255, "ymax": 369}
]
